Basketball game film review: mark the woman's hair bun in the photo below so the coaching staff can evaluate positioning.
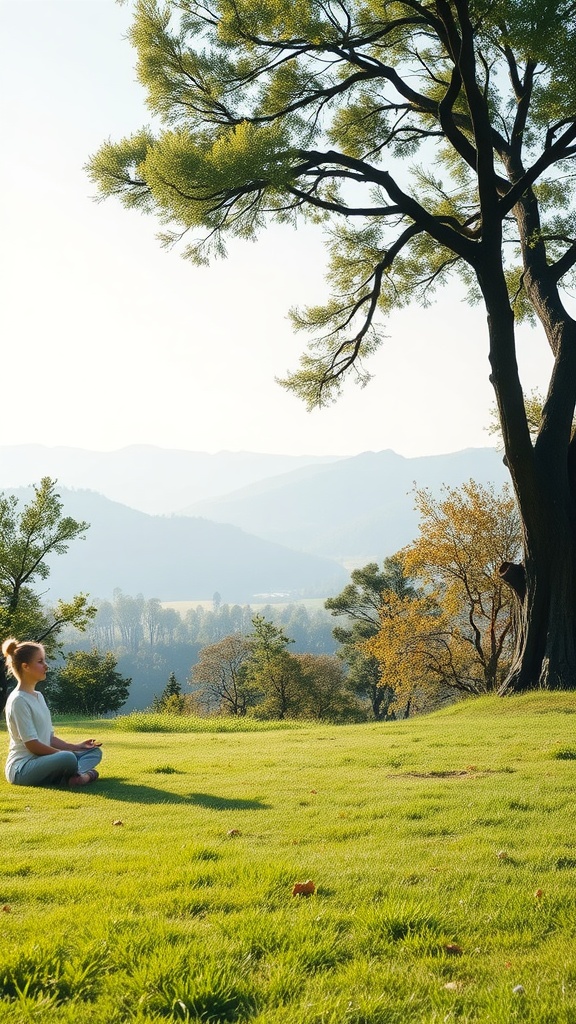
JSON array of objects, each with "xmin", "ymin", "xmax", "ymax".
[{"xmin": 2, "ymin": 638, "xmax": 19, "ymax": 658}]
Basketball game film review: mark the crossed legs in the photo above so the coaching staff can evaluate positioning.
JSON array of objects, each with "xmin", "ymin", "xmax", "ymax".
[{"xmin": 12, "ymin": 747, "xmax": 103, "ymax": 787}]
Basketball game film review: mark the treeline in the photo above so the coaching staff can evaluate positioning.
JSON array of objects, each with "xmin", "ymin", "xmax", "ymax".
[
  {"xmin": 60, "ymin": 593, "xmax": 338, "ymax": 710},
  {"xmin": 153, "ymin": 616, "xmax": 362, "ymax": 722}
]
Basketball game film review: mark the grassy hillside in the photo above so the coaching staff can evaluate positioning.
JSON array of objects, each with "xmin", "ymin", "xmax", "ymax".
[{"xmin": 2, "ymin": 694, "xmax": 576, "ymax": 1022}]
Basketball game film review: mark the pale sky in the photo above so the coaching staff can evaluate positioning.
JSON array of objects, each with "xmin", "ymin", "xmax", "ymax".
[{"xmin": 0, "ymin": 0, "xmax": 554, "ymax": 459}]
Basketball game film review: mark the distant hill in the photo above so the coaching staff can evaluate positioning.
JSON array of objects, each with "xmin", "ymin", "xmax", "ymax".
[
  {"xmin": 0, "ymin": 445, "xmax": 341, "ymax": 515},
  {"xmin": 7, "ymin": 488, "xmax": 348, "ymax": 603},
  {"xmin": 182, "ymin": 447, "xmax": 510, "ymax": 564},
  {"xmin": 1, "ymin": 446, "xmax": 511, "ymax": 598}
]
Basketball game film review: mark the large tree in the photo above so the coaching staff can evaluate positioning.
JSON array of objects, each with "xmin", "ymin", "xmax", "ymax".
[
  {"xmin": 89, "ymin": 0, "xmax": 576, "ymax": 692},
  {"xmin": 0, "ymin": 478, "xmax": 96, "ymax": 711}
]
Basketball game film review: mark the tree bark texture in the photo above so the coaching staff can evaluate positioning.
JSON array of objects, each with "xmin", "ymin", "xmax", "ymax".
[{"xmin": 485, "ymin": 270, "xmax": 576, "ymax": 692}]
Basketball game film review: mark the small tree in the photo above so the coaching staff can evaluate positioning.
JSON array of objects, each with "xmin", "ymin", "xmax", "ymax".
[
  {"xmin": 403, "ymin": 481, "xmax": 521, "ymax": 693},
  {"xmin": 0, "ymin": 478, "xmax": 95, "ymax": 711},
  {"xmin": 244, "ymin": 615, "xmax": 304, "ymax": 720},
  {"xmin": 47, "ymin": 650, "xmax": 131, "ymax": 716},
  {"xmin": 152, "ymin": 670, "xmax": 186, "ymax": 713},
  {"xmin": 163, "ymin": 671, "xmax": 182, "ymax": 698},
  {"xmin": 294, "ymin": 653, "xmax": 364, "ymax": 722},
  {"xmin": 366, "ymin": 593, "xmax": 463, "ymax": 713},
  {"xmin": 325, "ymin": 556, "xmax": 418, "ymax": 719},
  {"xmin": 191, "ymin": 634, "xmax": 255, "ymax": 716}
]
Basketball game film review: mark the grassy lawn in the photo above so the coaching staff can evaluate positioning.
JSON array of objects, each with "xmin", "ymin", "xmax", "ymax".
[{"xmin": 2, "ymin": 694, "xmax": 576, "ymax": 1022}]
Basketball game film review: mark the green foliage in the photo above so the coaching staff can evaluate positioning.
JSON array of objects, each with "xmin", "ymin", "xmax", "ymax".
[
  {"xmin": 5, "ymin": 695, "xmax": 576, "ymax": 1022},
  {"xmin": 87, "ymin": 0, "xmax": 576, "ymax": 411},
  {"xmin": 152, "ymin": 671, "xmax": 187, "ymax": 713},
  {"xmin": 0, "ymin": 478, "xmax": 96, "ymax": 710},
  {"xmin": 403, "ymin": 480, "xmax": 522, "ymax": 693},
  {"xmin": 47, "ymin": 649, "xmax": 131, "ymax": 716},
  {"xmin": 293, "ymin": 652, "xmax": 365, "ymax": 721},
  {"xmin": 0, "ymin": 478, "xmax": 92, "ymax": 638},
  {"xmin": 164, "ymin": 671, "xmax": 183, "ymax": 699},
  {"xmin": 244, "ymin": 614, "xmax": 302, "ymax": 720},
  {"xmin": 325, "ymin": 556, "xmax": 419, "ymax": 719}
]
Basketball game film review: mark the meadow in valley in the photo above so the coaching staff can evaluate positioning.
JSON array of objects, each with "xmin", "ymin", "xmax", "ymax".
[{"xmin": 2, "ymin": 694, "xmax": 576, "ymax": 1023}]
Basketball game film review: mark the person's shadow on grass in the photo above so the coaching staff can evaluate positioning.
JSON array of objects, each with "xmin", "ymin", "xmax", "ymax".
[{"xmin": 84, "ymin": 778, "xmax": 271, "ymax": 809}]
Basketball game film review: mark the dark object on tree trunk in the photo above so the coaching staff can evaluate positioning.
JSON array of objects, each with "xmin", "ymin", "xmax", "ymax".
[{"xmin": 499, "ymin": 562, "xmax": 526, "ymax": 603}]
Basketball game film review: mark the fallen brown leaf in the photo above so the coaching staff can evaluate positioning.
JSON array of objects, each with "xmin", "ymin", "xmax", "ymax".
[{"xmin": 292, "ymin": 879, "xmax": 316, "ymax": 897}]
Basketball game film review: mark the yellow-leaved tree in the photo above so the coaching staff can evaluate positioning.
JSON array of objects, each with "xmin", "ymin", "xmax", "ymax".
[
  {"xmin": 364, "ymin": 591, "xmax": 459, "ymax": 716},
  {"xmin": 402, "ymin": 481, "xmax": 521, "ymax": 694}
]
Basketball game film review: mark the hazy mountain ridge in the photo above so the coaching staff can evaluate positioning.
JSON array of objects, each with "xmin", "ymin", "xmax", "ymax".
[
  {"xmin": 6, "ymin": 487, "xmax": 348, "ymax": 604},
  {"xmin": 0, "ymin": 444, "xmax": 342, "ymax": 515},
  {"xmin": 182, "ymin": 447, "xmax": 510, "ymax": 563},
  {"xmin": 0, "ymin": 445, "xmax": 510, "ymax": 601}
]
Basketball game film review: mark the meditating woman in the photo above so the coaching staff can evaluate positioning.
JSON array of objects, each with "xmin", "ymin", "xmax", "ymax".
[{"xmin": 2, "ymin": 638, "xmax": 103, "ymax": 787}]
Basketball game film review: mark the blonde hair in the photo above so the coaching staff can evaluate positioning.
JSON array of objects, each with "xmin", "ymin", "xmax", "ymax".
[{"xmin": 2, "ymin": 638, "xmax": 44, "ymax": 683}]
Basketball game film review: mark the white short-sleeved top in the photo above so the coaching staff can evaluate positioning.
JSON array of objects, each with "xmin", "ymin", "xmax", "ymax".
[{"xmin": 4, "ymin": 688, "xmax": 53, "ymax": 782}]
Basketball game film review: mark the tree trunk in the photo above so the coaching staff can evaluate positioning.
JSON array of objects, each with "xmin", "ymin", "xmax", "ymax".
[
  {"xmin": 476, "ymin": 227, "xmax": 576, "ymax": 692},
  {"xmin": 488, "ymin": 311, "xmax": 576, "ymax": 690},
  {"xmin": 499, "ymin": 514, "xmax": 576, "ymax": 693}
]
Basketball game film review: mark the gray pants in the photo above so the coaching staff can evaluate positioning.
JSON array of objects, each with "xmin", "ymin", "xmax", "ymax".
[{"xmin": 12, "ymin": 747, "xmax": 103, "ymax": 786}]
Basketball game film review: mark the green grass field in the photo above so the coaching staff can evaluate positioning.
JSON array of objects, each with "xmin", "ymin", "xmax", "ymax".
[{"xmin": 2, "ymin": 694, "xmax": 576, "ymax": 1022}]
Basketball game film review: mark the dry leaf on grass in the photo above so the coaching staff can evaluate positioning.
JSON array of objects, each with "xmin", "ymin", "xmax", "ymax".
[{"xmin": 292, "ymin": 880, "xmax": 316, "ymax": 897}]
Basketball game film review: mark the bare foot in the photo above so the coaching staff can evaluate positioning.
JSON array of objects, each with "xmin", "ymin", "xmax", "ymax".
[{"xmin": 68, "ymin": 769, "xmax": 99, "ymax": 787}]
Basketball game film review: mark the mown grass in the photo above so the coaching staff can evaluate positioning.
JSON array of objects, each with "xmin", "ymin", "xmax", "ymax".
[{"xmin": 2, "ymin": 693, "xmax": 576, "ymax": 1022}]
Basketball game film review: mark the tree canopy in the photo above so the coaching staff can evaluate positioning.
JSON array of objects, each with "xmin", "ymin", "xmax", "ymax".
[
  {"xmin": 325, "ymin": 555, "xmax": 417, "ymax": 717},
  {"xmin": 47, "ymin": 650, "xmax": 131, "ymax": 717},
  {"xmin": 403, "ymin": 480, "xmax": 521, "ymax": 691},
  {"xmin": 89, "ymin": 0, "xmax": 576, "ymax": 691},
  {"xmin": 0, "ymin": 479, "xmax": 96, "ymax": 711},
  {"xmin": 191, "ymin": 633, "xmax": 255, "ymax": 715}
]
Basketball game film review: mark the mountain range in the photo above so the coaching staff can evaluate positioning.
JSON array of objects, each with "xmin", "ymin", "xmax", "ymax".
[
  {"xmin": 7, "ymin": 486, "xmax": 348, "ymax": 604},
  {"xmin": 0, "ymin": 444, "xmax": 340, "ymax": 515},
  {"xmin": 0, "ymin": 444, "xmax": 510, "ymax": 601},
  {"xmin": 181, "ymin": 446, "xmax": 510, "ymax": 564}
]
